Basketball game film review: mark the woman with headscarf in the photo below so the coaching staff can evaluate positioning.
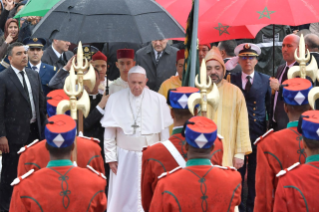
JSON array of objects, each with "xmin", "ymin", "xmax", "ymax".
[{"xmin": 0, "ymin": 18, "xmax": 19, "ymax": 59}]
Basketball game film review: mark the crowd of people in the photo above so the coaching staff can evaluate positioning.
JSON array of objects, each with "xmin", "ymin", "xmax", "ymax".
[{"xmin": 0, "ymin": 0, "xmax": 319, "ymax": 212}]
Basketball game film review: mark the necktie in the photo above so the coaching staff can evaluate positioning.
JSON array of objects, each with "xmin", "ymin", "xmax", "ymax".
[
  {"xmin": 32, "ymin": 66, "xmax": 37, "ymax": 71},
  {"xmin": 156, "ymin": 51, "xmax": 161, "ymax": 63},
  {"xmin": 245, "ymin": 76, "xmax": 252, "ymax": 92},
  {"xmin": 19, "ymin": 71, "xmax": 32, "ymax": 117}
]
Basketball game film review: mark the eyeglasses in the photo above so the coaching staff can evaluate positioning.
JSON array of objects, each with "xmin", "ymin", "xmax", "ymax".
[{"xmin": 240, "ymin": 56, "xmax": 256, "ymax": 60}]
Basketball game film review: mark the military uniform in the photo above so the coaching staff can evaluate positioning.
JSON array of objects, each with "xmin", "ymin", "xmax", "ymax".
[
  {"xmin": 142, "ymin": 128, "xmax": 224, "ymax": 211},
  {"xmin": 150, "ymin": 116, "xmax": 241, "ymax": 212},
  {"xmin": 254, "ymin": 78, "xmax": 312, "ymax": 212},
  {"xmin": 10, "ymin": 114, "xmax": 107, "ymax": 212},
  {"xmin": 273, "ymin": 110, "xmax": 319, "ymax": 212}
]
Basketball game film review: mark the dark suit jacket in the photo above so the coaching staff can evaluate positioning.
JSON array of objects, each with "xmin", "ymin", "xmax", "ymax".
[
  {"xmin": 136, "ymin": 43, "xmax": 179, "ymax": 91},
  {"xmin": 27, "ymin": 62, "xmax": 57, "ymax": 97},
  {"xmin": 309, "ymin": 52, "xmax": 319, "ymax": 69},
  {"xmin": 0, "ymin": 67, "xmax": 46, "ymax": 145},
  {"xmin": 41, "ymin": 45, "xmax": 74, "ymax": 69},
  {"xmin": 231, "ymin": 71, "xmax": 271, "ymax": 147}
]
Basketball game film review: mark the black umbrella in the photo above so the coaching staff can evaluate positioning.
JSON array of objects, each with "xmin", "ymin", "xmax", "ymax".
[{"xmin": 31, "ymin": 0, "xmax": 185, "ymax": 44}]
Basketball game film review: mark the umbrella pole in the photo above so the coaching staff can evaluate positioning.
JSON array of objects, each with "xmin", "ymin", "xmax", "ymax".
[
  {"xmin": 189, "ymin": 0, "xmax": 200, "ymax": 87},
  {"xmin": 273, "ymin": 24, "xmax": 275, "ymax": 76}
]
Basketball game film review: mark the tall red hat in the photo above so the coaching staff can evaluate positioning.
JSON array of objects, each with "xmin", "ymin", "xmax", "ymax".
[
  {"xmin": 200, "ymin": 43, "xmax": 211, "ymax": 49},
  {"xmin": 117, "ymin": 49, "xmax": 134, "ymax": 59},
  {"xmin": 92, "ymin": 51, "xmax": 107, "ymax": 62},
  {"xmin": 176, "ymin": 49, "xmax": 185, "ymax": 62}
]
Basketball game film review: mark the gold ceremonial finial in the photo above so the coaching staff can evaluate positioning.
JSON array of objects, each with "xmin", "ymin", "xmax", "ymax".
[
  {"xmin": 65, "ymin": 42, "xmax": 96, "ymax": 92},
  {"xmin": 308, "ymin": 87, "xmax": 319, "ymax": 109},
  {"xmin": 188, "ymin": 59, "xmax": 219, "ymax": 117},
  {"xmin": 56, "ymin": 65, "xmax": 90, "ymax": 119},
  {"xmin": 288, "ymin": 34, "xmax": 318, "ymax": 82}
]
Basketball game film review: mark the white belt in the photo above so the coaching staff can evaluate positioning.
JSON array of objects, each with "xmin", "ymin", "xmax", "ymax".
[{"xmin": 162, "ymin": 140, "xmax": 186, "ymax": 168}]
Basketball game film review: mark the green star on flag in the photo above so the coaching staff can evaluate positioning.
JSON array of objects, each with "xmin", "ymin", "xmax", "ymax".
[
  {"xmin": 257, "ymin": 7, "xmax": 276, "ymax": 19},
  {"xmin": 214, "ymin": 23, "xmax": 230, "ymax": 36}
]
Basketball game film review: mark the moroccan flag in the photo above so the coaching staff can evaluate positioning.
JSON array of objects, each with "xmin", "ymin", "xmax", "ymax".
[{"xmin": 182, "ymin": 2, "xmax": 200, "ymax": 86}]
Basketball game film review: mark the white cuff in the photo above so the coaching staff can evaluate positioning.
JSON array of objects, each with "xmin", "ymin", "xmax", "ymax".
[
  {"xmin": 96, "ymin": 105, "xmax": 105, "ymax": 115},
  {"xmin": 234, "ymin": 153, "xmax": 245, "ymax": 160}
]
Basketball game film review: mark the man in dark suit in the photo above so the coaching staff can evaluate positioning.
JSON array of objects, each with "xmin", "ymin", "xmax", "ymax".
[
  {"xmin": 136, "ymin": 39, "xmax": 179, "ymax": 91},
  {"xmin": 305, "ymin": 33, "xmax": 319, "ymax": 68},
  {"xmin": 231, "ymin": 43, "xmax": 271, "ymax": 212},
  {"xmin": 270, "ymin": 34, "xmax": 300, "ymax": 131},
  {"xmin": 218, "ymin": 40, "xmax": 242, "ymax": 80},
  {"xmin": 0, "ymin": 42, "xmax": 46, "ymax": 212},
  {"xmin": 41, "ymin": 39, "xmax": 73, "ymax": 69},
  {"xmin": 23, "ymin": 37, "xmax": 57, "ymax": 97}
]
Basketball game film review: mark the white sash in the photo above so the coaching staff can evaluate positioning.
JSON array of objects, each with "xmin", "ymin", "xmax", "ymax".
[{"xmin": 162, "ymin": 140, "xmax": 186, "ymax": 168}]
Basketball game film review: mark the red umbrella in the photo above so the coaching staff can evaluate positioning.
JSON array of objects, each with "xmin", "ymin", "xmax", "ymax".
[
  {"xmin": 157, "ymin": 0, "xmax": 267, "ymax": 43},
  {"xmin": 158, "ymin": 0, "xmax": 319, "ymax": 27}
]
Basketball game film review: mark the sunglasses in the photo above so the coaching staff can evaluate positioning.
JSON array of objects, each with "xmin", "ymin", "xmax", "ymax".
[{"xmin": 240, "ymin": 56, "xmax": 256, "ymax": 60}]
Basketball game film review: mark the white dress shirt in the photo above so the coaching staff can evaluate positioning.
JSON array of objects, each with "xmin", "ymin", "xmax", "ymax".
[
  {"xmin": 241, "ymin": 71, "xmax": 254, "ymax": 90},
  {"xmin": 29, "ymin": 62, "xmax": 41, "ymax": 73},
  {"xmin": 11, "ymin": 65, "xmax": 36, "ymax": 123},
  {"xmin": 52, "ymin": 45, "xmax": 62, "ymax": 59}
]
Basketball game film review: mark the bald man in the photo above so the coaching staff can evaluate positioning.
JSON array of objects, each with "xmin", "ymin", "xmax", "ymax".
[
  {"xmin": 305, "ymin": 33, "xmax": 319, "ymax": 68},
  {"xmin": 270, "ymin": 34, "xmax": 300, "ymax": 131}
]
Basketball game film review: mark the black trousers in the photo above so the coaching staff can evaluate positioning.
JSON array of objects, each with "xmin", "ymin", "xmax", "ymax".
[
  {"xmin": 0, "ymin": 122, "xmax": 39, "ymax": 212},
  {"xmin": 238, "ymin": 150, "xmax": 257, "ymax": 212}
]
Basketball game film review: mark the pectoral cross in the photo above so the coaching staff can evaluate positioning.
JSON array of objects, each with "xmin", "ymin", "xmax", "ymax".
[{"xmin": 131, "ymin": 122, "xmax": 139, "ymax": 134}]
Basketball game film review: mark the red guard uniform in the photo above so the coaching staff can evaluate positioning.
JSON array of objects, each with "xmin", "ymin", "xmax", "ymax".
[
  {"xmin": 17, "ymin": 135, "xmax": 105, "ymax": 176},
  {"xmin": 10, "ymin": 160, "xmax": 107, "ymax": 212},
  {"xmin": 254, "ymin": 122, "xmax": 306, "ymax": 212},
  {"xmin": 142, "ymin": 127, "xmax": 223, "ymax": 211},
  {"xmin": 149, "ymin": 158, "xmax": 241, "ymax": 212},
  {"xmin": 273, "ymin": 156, "xmax": 319, "ymax": 212}
]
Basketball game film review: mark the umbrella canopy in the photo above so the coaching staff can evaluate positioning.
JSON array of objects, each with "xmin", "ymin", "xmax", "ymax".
[
  {"xmin": 14, "ymin": 0, "xmax": 61, "ymax": 18},
  {"xmin": 157, "ymin": 0, "xmax": 319, "ymax": 27},
  {"xmin": 31, "ymin": 0, "xmax": 185, "ymax": 44}
]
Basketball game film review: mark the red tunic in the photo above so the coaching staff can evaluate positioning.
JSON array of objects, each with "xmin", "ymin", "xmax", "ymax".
[
  {"xmin": 141, "ymin": 130, "xmax": 223, "ymax": 211},
  {"xmin": 17, "ymin": 136, "xmax": 105, "ymax": 176},
  {"xmin": 149, "ymin": 159, "xmax": 241, "ymax": 212},
  {"xmin": 254, "ymin": 123, "xmax": 307, "ymax": 212},
  {"xmin": 273, "ymin": 158, "xmax": 319, "ymax": 212},
  {"xmin": 10, "ymin": 160, "xmax": 107, "ymax": 212}
]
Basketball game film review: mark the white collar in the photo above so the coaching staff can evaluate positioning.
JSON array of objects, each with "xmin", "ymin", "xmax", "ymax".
[
  {"xmin": 29, "ymin": 62, "xmax": 41, "ymax": 71},
  {"xmin": 241, "ymin": 71, "xmax": 254, "ymax": 80},
  {"xmin": 11, "ymin": 65, "xmax": 25, "ymax": 74},
  {"xmin": 52, "ymin": 45, "xmax": 62, "ymax": 58},
  {"xmin": 89, "ymin": 93, "xmax": 99, "ymax": 99}
]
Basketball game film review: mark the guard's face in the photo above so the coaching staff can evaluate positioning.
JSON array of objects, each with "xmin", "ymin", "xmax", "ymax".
[
  {"xmin": 199, "ymin": 45, "xmax": 209, "ymax": 62},
  {"xmin": 8, "ymin": 46, "xmax": 28, "ymax": 69},
  {"xmin": 28, "ymin": 48, "xmax": 43, "ymax": 64},
  {"xmin": 176, "ymin": 59, "xmax": 185, "ymax": 80},
  {"xmin": 8, "ymin": 22, "xmax": 18, "ymax": 37},
  {"xmin": 206, "ymin": 60, "xmax": 224, "ymax": 84},
  {"xmin": 282, "ymin": 37, "xmax": 298, "ymax": 63},
  {"xmin": 128, "ymin": 73, "xmax": 147, "ymax": 97},
  {"xmin": 93, "ymin": 60, "xmax": 107, "ymax": 82},
  {"xmin": 116, "ymin": 58, "xmax": 136, "ymax": 81},
  {"xmin": 152, "ymin": 39, "xmax": 168, "ymax": 52},
  {"xmin": 238, "ymin": 56, "xmax": 258, "ymax": 73}
]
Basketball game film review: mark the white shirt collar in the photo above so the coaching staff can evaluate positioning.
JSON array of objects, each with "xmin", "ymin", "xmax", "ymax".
[
  {"xmin": 241, "ymin": 71, "xmax": 255, "ymax": 81},
  {"xmin": 52, "ymin": 45, "xmax": 62, "ymax": 58},
  {"xmin": 29, "ymin": 62, "xmax": 41, "ymax": 72},
  {"xmin": 89, "ymin": 93, "xmax": 99, "ymax": 99},
  {"xmin": 11, "ymin": 65, "xmax": 25, "ymax": 74}
]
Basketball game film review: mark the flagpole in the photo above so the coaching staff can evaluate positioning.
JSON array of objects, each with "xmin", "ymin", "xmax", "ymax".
[{"xmin": 189, "ymin": 0, "xmax": 199, "ymax": 87}]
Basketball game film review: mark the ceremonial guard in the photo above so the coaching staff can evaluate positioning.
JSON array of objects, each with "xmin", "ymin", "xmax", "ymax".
[
  {"xmin": 273, "ymin": 110, "xmax": 319, "ymax": 212},
  {"xmin": 149, "ymin": 116, "xmax": 241, "ymax": 212},
  {"xmin": 17, "ymin": 89, "xmax": 105, "ymax": 176},
  {"xmin": 254, "ymin": 78, "xmax": 312, "ymax": 212},
  {"xmin": 23, "ymin": 37, "xmax": 57, "ymax": 97},
  {"xmin": 142, "ymin": 87, "xmax": 224, "ymax": 211},
  {"xmin": 10, "ymin": 114, "xmax": 107, "ymax": 212}
]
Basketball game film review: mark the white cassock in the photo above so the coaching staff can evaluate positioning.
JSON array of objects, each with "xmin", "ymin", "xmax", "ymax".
[
  {"xmin": 109, "ymin": 77, "xmax": 128, "ymax": 94},
  {"xmin": 98, "ymin": 77, "xmax": 113, "ymax": 94},
  {"xmin": 100, "ymin": 87, "xmax": 173, "ymax": 212}
]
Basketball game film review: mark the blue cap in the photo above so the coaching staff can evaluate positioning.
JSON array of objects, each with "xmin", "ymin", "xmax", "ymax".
[
  {"xmin": 23, "ymin": 37, "xmax": 46, "ymax": 49},
  {"xmin": 45, "ymin": 115, "xmax": 76, "ymax": 148},
  {"xmin": 46, "ymin": 89, "xmax": 70, "ymax": 117},
  {"xmin": 300, "ymin": 110, "xmax": 319, "ymax": 140},
  {"xmin": 168, "ymin": 87, "xmax": 199, "ymax": 109},
  {"xmin": 184, "ymin": 116, "xmax": 217, "ymax": 149},
  {"xmin": 282, "ymin": 78, "xmax": 312, "ymax": 106}
]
